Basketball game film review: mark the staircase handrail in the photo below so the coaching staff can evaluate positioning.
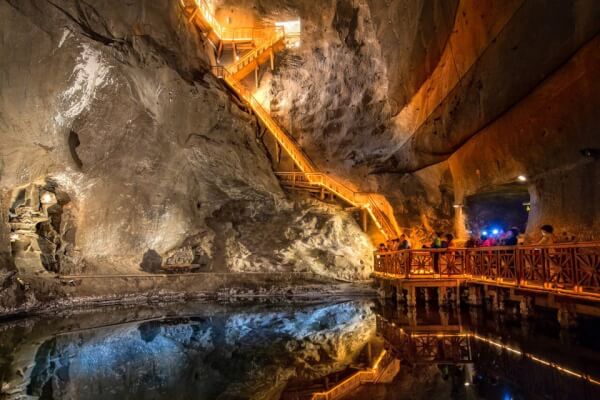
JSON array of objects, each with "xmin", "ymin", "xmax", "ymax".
[
  {"xmin": 228, "ymin": 27, "xmax": 286, "ymax": 74},
  {"xmin": 185, "ymin": 0, "xmax": 400, "ymax": 240}
]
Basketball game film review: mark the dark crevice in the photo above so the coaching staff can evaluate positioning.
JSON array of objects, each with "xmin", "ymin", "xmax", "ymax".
[
  {"xmin": 68, "ymin": 130, "xmax": 83, "ymax": 170},
  {"xmin": 46, "ymin": 0, "xmax": 121, "ymax": 46}
]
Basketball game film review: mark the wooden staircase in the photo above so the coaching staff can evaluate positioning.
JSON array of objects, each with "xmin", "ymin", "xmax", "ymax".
[{"xmin": 180, "ymin": 0, "xmax": 400, "ymax": 241}]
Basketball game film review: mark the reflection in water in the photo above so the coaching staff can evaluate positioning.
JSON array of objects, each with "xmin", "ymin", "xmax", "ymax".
[
  {"xmin": 0, "ymin": 300, "xmax": 599, "ymax": 399},
  {"xmin": 1, "ymin": 301, "xmax": 375, "ymax": 400},
  {"xmin": 366, "ymin": 303, "xmax": 600, "ymax": 400}
]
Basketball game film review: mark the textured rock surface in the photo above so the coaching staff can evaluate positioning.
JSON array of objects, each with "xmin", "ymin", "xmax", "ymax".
[
  {"xmin": 237, "ymin": 0, "xmax": 600, "ymax": 241},
  {"xmin": 1, "ymin": 0, "xmax": 599, "ymax": 291},
  {"xmin": 0, "ymin": 0, "xmax": 372, "ymax": 279}
]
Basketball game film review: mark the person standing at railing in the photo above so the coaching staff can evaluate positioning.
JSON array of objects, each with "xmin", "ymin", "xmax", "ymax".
[
  {"xmin": 431, "ymin": 232, "xmax": 443, "ymax": 249},
  {"xmin": 480, "ymin": 234, "xmax": 496, "ymax": 247},
  {"xmin": 442, "ymin": 233, "xmax": 455, "ymax": 248},
  {"xmin": 536, "ymin": 225, "xmax": 555, "ymax": 245},
  {"xmin": 503, "ymin": 229, "xmax": 519, "ymax": 246},
  {"xmin": 399, "ymin": 234, "xmax": 411, "ymax": 250}
]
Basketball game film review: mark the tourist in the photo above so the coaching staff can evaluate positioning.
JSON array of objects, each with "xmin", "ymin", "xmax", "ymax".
[
  {"xmin": 399, "ymin": 234, "xmax": 411, "ymax": 249},
  {"xmin": 480, "ymin": 235, "xmax": 496, "ymax": 247},
  {"xmin": 465, "ymin": 236, "xmax": 478, "ymax": 248},
  {"xmin": 537, "ymin": 225, "xmax": 555, "ymax": 245},
  {"xmin": 442, "ymin": 233, "xmax": 455, "ymax": 248},
  {"xmin": 503, "ymin": 229, "xmax": 518, "ymax": 246},
  {"xmin": 378, "ymin": 243, "xmax": 388, "ymax": 252},
  {"xmin": 431, "ymin": 232, "xmax": 443, "ymax": 249}
]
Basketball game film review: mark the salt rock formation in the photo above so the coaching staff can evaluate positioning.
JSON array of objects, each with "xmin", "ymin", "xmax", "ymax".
[
  {"xmin": 235, "ymin": 0, "xmax": 600, "ymax": 242},
  {"xmin": 0, "ymin": 0, "xmax": 372, "ymax": 279}
]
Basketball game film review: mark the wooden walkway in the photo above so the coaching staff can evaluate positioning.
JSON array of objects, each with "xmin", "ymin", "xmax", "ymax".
[
  {"xmin": 180, "ymin": 0, "xmax": 399, "ymax": 240},
  {"xmin": 374, "ymin": 242, "xmax": 600, "ymax": 301}
]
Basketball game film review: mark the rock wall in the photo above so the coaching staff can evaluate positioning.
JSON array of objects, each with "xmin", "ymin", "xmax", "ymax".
[
  {"xmin": 230, "ymin": 0, "xmax": 599, "ymax": 242},
  {"xmin": 0, "ymin": 0, "xmax": 372, "ymax": 279},
  {"xmin": 449, "ymin": 37, "xmax": 600, "ymax": 240}
]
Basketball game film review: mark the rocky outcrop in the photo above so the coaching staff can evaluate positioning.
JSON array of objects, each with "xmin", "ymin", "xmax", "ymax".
[{"xmin": 0, "ymin": 0, "xmax": 372, "ymax": 279}]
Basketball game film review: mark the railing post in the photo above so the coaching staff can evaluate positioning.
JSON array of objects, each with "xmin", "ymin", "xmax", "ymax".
[
  {"xmin": 542, "ymin": 247, "xmax": 549, "ymax": 288},
  {"xmin": 516, "ymin": 247, "xmax": 522, "ymax": 286},
  {"xmin": 571, "ymin": 246, "xmax": 580, "ymax": 292}
]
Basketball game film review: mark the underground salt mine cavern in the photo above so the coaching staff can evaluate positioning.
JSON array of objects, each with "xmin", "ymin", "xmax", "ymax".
[{"xmin": 0, "ymin": 0, "xmax": 599, "ymax": 399}]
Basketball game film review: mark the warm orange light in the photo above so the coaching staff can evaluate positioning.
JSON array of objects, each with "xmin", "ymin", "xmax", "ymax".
[{"xmin": 310, "ymin": 350, "xmax": 387, "ymax": 399}]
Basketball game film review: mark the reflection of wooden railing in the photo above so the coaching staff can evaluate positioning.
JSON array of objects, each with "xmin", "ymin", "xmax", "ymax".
[
  {"xmin": 182, "ymin": 0, "xmax": 400, "ymax": 240},
  {"xmin": 374, "ymin": 242, "xmax": 600, "ymax": 299},
  {"xmin": 310, "ymin": 350, "xmax": 392, "ymax": 400},
  {"xmin": 377, "ymin": 315, "xmax": 600, "ymax": 393},
  {"xmin": 377, "ymin": 316, "xmax": 471, "ymax": 364}
]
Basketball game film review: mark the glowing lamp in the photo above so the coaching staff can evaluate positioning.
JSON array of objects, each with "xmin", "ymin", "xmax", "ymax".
[
  {"xmin": 492, "ymin": 229, "xmax": 499, "ymax": 235},
  {"xmin": 452, "ymin": 204, "xmax": 463, "ymax": 209},
  {"xmin": 482, "ymin": 231, "xmax": 488, "ymax": 236},
  {"xmin": 517, "ymin": 175, "xmax": 527, "ymax": 182},
  {"xmin": 41, "ymin": 192, "xmax": 55, "ymax": 204}
]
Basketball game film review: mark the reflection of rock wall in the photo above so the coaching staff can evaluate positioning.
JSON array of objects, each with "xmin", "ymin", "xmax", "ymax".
[
  {"xmin": 3, "ymin": 301, "xmax": 375, "ymax": 400},
  {"xmin": 0, "ymin": 1, "xmax": 371, "ymax": 278}
]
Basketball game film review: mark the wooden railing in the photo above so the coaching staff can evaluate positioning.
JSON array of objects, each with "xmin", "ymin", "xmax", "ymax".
[
  {"xmin": 275, "ymin": 172, "xmax": 398, "ymax": 240},
  {"xmin": 374, "ymin": 242, "xmax": 600, "ymax": 299},
  {"xmin": 182, "ymin": 0, "xmax": 401, "ymax": 240},
  {"xmin": 227, "ymin": 27, "xmax": 285, "ymax": 75},
  {"xmin": 310, "ymin": 350, "xmax": 392, "ymax": 400}
]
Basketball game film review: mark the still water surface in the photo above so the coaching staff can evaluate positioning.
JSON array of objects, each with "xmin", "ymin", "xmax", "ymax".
[{"xmin": 1, "ymin": 299, "xmax": 599, "ymax": 399}]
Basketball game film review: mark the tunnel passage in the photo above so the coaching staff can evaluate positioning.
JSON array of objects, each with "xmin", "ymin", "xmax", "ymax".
[{"xmin": 464, "ymin": 183, "xmax": 530, "ymax": 236}]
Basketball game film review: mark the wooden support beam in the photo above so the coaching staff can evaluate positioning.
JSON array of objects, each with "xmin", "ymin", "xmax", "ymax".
[
  {"xmin": 361, "ymin": 208, "xmax": 368, "ymax": 232},
  {"xmin": 217, "ymin": 40, "xmax": 223, "ymax": 61},
  {"xmin": 319, "ymin": 186, "xmax": 325, "ymax": 200},
  {"xmin": 188, "ymin": 8, "xmax": 198, "ymax": 23},
  {"xmin": 255, "ymin": 66, "xmax": 259, "ymax": 89},
  {"xmin": 270, "ymin": 48, "xmax": 275, "ymax": 70},
  {"xmin": 275, "ymin": 141, "xmax": 281, "ymax": 162}
]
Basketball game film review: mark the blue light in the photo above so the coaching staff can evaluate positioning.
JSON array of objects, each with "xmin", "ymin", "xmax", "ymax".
[
  {"xmin": 492, "ymin": 229, "xmax": 499, "ymax": 235},
  {"xmin": 482, "ymin": 231, "xmax": 488, "ymax": 236}
]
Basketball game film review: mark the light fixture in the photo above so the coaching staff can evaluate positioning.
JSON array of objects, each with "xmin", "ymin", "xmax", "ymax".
[
  {"xmin": 517, "ymin": 175, "xmax": 527, "ymax": 182},
  {"xmin": 41, "ymin": 192, "xmax": 55, "ymax": 204},
  {"xmin": 492, "ymin": 229, "xmax": 499, "ymax": 235},
  {"xmin": 482, "ymin": 231, "xmax": 488, "ymax": 236},
  {"xmin": 453, "ymin": 204, "xmax": 463, "ymax": 209}
]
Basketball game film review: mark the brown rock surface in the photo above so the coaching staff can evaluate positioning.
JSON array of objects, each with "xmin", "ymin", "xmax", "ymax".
[{"xmin": 0, "ymin": 0, "xmax": 372, "ymax": 281}]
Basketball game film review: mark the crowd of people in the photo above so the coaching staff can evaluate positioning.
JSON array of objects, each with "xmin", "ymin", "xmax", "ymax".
[{"xmin": 377, "ymin": 224, "xmax": 577, "ymax": 253}]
